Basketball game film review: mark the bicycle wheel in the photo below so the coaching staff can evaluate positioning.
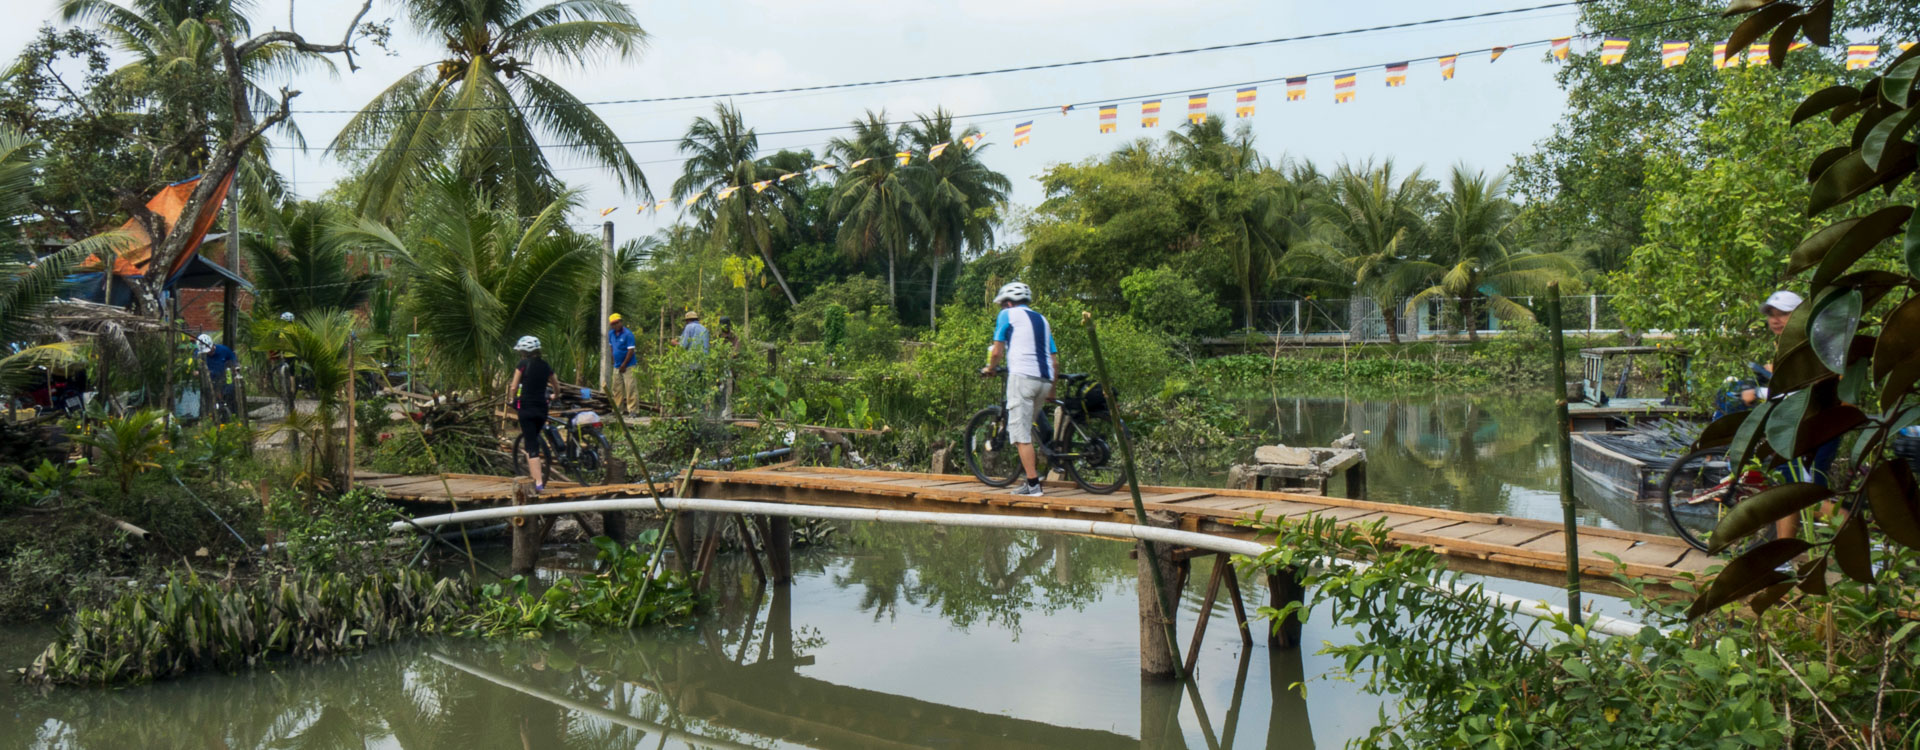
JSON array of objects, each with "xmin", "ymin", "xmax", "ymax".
[
  {"xmin": 576, "ymin": 426, "xmax": 613, "ymax": 484},
  {"xmin": 1064, "ymin": 411, "xmax": 1127, "ymax": 494},
  {"xmin": 1660, "ymin": 446, "xmax": 1770, "ymax": 553},
  {"xmin": 964, "ymin": 406, "xmax": 1022, "ymax": 487}
]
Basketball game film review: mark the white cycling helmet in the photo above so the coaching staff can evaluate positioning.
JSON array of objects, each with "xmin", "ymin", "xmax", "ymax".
[
  {"xmin": 195, "ymin": 333, "xmax": 214, "ymax": 353},
  {"xmin": 280, "ymin": 312, "xmax": 295, "ymax": 322},
  {"xmin": 513, "ymin": 335, "xmax": 542, "ymax": 353},
  {"xmin": 993, "ymin": 281, "xmax": 1032, "ymax": 305}
]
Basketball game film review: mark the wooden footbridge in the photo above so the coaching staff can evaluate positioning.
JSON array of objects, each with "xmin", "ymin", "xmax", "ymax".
[{"xmin": 356, "ymin": 463, "xmax": 1718, "ymax": 586}]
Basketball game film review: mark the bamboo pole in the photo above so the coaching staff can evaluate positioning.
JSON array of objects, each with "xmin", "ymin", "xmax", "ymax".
[
  {"xmin": 345, "ymin": 333, "xmax": 356, "ymax": 493},
  {"xmin": 1547, "ymin": 282, "xmax": 1583, "ymax": 626},
  {"xmin": 1082, "ymin": 311, "xmax": 1185, "ymax": 681}
]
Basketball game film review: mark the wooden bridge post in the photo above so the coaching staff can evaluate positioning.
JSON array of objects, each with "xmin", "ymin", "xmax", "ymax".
[
  {"xmin": 672, "ymin": 512, "xmax": 697, "ymax": 573},
  {"xmin": 601, "ymin": 457, "xmax": 630, "ymax": 543},
  {"xmin": 510, "ymin": 483, "xmax": 548, "ymax": 576},
  {"xmin": 766, "ymin": 516, "xmax": 793, "ymax": 583},
  {"xmin": 1135, "ymin": 532, "xmax": 1182, "ymax": 680},
  {"xmin": 1266, "ymin": 567, "xmax": 1306, "ymax": 649}
]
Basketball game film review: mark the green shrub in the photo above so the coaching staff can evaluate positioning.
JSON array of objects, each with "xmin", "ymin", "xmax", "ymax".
[
  {"xmin": 788, "ymin": 275, "xmax": 890, "ymax": 340},
  {"xmin": 265, "ymin": 487, "xmax": 401, "ymax": 573},
  {"xmin": 1120, "ymin": 265, "xmax": 1228, "ymax": 337}
]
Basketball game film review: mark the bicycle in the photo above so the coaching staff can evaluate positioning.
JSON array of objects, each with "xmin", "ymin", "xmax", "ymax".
[
  {"xmin": 963, "ymin": 368, "xmax": 1127, "ymax": 494},
  {"xmin": 514, "ymin": 411, "xmax": 616, "ymax": 485}
]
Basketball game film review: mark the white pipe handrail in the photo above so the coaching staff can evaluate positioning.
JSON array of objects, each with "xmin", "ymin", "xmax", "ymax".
[{"xmin": 394, "ymin": 496, "xmax": 1658, "ymax": 638}]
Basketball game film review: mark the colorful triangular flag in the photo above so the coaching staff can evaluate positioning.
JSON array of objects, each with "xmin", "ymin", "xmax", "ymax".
[
  {"xmin": 1490, "ymin": 46, "xmax": 1507, "ymax": 62},
  {"xmin": 1187, "ymin": 93, "xmax": 1208, "ymax": 124},
  {"xmin": 1334, "ymin": 73, "xmax": 1356, "ymax": 103},
  {"xmin": 1599, "ymin": 36, "xmax": 1629, "ymax": 65},
  {"xmin": 778, "ymin": 172, "xmax": 801, "ymax": 182},
  {"xmin": 962, "ymin": 133, "xmax": 985, "ymax": 149},
  {"xmin": 895, "ymin": 151, "xmax": 912, "ymax": 166},
  {"xmin": 1141, "ymin": 99, "xmax": 1161, "ymax": 128},
  {"xmin": 1439, "ymin": 55, "xmax": 1458, "ymax": 80},
  {"xmin": 1661, "ymin": 41, "xmax": 1690, "ymax": 68},
  {"xmin": 1384, "ymin": 62, "xmax": 1408, "ymax": 87},
  {"xmin": 1748, "ymin": 45, "xmax": 1770, "ymax": 66},
  {"xmin": 930, "ymin": 143, "xmax": 950, "ymax": 159},
  {"xmin": 599, "ymin": 207, "xmax": 618, "ymax": 217},
  {"xmin": 1713, "ymin": 42, "xmax": 1734, "ymax": 69},
  {"xmin": 1234, "ymin": 87, "xmax": 1256, "ymax": 117},
  {"xmin": 751, "ymin": 180, "xmax": 772, "ymax": 193},
  {"xmin": 848, "ymin": 157, "xmax": 873, "ymax": 169},
  {"xmin": 683, "ymin": 191, "xmax": 704, "ymax": 206},
  {"xmin": 1285, "ymin": 77, "xmax": 1306, "ymax": 100},
  {"xmin": 1550, "ymin": 37, "xmax": 1570, "ymax": 60},
  {"xmin": 1013, "ymin": 121, "xmax": 1033, "ymax": 147},
  {"xmin": 1099, "ymin": 104, "xmax": 1118, "ymax": 133},
  {"xmin": 1846, "ymin": 44, "xmax": 1879, "ymax": 69}
]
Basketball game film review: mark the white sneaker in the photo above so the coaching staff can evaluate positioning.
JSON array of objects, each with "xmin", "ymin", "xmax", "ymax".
[{"xmin": 1011, "ymin": 480, "xmax": 1044, "ymax": 497}]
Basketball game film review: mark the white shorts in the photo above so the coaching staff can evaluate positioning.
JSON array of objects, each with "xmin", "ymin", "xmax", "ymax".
[{"xmin": 1005, "ymin": 374, "xmax": 1049, "ymax": 444}]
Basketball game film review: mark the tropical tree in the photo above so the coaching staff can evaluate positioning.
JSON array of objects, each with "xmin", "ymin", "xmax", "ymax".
[
  {"xmin": 0, "ymin": 127, "xmax": 114, "ymax": 393},
  {"xmin": 1298, "ymin": 162, "xmax": 1434, "ymax": 344},
  {"xmin": 330, "ymin": 0, "xmax": 650, "ymax": 220},
  {"xmin": 242, "ymin": 201, "xmax": 377, "ymax": 319},
  {"xmin": 671, "ymin": 103, "xmax": 798, "ymax": 305},
  {"xmin": 1167, "ymin": 118, "xmax": 1308, "ymax": 330},
  {"xmin": 256, "ymin": 310, "xmax": 376, "ymax": 490},
  {"xmin": 901, "ymin": 109, "xmax": 1009, "ymax": 330},
  {"xmin": 339, "ymin": 171, "xmax": 599, "ymax": 396},
  {"xmin": 828, "ymin": 111, "xmax": 927, "ymax": 312},
  {"xmin": 1404, "ymin": 167, "xmax": 1582, "ymax": 341}
]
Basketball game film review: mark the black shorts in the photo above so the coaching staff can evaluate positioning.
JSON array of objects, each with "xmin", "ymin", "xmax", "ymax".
[{"xmin": 518, "ymin": 407, "xmax": 548, "ymax": 457}]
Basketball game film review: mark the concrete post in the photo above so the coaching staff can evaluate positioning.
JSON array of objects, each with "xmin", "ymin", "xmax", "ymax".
[{"xmin": 599, "ymin": 221, "xmax": 613, "ymax": 394}]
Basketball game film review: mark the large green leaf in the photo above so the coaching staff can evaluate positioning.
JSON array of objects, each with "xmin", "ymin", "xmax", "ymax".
[
  {"xmin": 1794, "ymin": 401, "xmax": 1865, "ymax": 456},
  {"xmin": 1787, "ymin": 216, "xmax": 1862, "ymax": 275},
  {"xmin": 1865, "ymin": 462, "xmax": 1920, "ymax": 550},
  {"xmin": 1708, "ymin": 483, "xmax": 1831, "ymax": 554},
  {"xmin": 1727, "ymin": 3, "xmax": 1799, "ymax": 59},
  {"xmin": 1792, "ymin": 85, "xmax": 1862, "ymax": 126},
  {"xmin": 1769, "ymin": 341, "xmax": 1831, "ymax": 395},
  {"xmin": 1862, "ymin": 108, "xmax": 1920, "ymax": 170},
  {"xmin": 1833, "ymin": 514, "xmax": 1873, "ymax": 583},
  {"xmin": 1907, "ymin": 206, "xmax": 1920, "ymax": 279},
  {"xmin": 1685, "ymin": 538, "xmax": 1809, "ymax": 619},
  {"xmin": 1811, "ymin": 206, "xmax": 1913, "ymax": 288},
  {"xmin": 1806, "ymin": 145, "xmax": 1851, "ymax": 183},
  {"xmin": 1874, "ymin": 296, "xmax": 1920, "ymax": 381},
  {"xmin": 1882, "ymin": 354, "xmax": 1920, "ymax": 408},
  {"xmin": 1767, "ymin": 19, "xmax": 1803, "ymax": 69},
  {"xmin": 1764, "ymin": 388, "xmax": 1812, "ymax": 457},
  {"xmin": 1885, "ymin": 57, "xmax": 1920, "ymax": 108},
  {"xmin": 1807, "ymin": 288, "xmax": 1862, "ymax": 373},
  {"xmin": 1729, "ymin": 400, "xmax": 1773, "ymax": 472},
  {"xmin": 1693, "ymin": 409, "xmax": 1749, "ymax": 450}
]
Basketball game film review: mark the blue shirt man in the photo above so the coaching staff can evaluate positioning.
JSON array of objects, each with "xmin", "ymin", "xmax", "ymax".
[
  {"xmin": 679, "ymin": 311, "xmax": 710, "ymax": 354},
  {"xmin": 197, "ymin": 334, "xmax": 237, "ymax": 385},
  {"xmin": 607, "ymin": 317, "xmax": 637, "ymax": 370},
  {"xmin": 980, "ymin": 282, "xmax": 1059, "ymax": 497}
]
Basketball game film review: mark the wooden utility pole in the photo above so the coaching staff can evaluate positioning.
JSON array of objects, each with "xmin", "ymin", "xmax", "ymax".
[
  {"xmin": 344, "ymin": 332, "xmax": 356, "ymax": 493},
  {"xmin": 599, "ymin": 221, "xmax": 613, "ymax": 395},
  {"xmin": 223, "ymin": 178, "xmax": 239, "ymax": 348}
]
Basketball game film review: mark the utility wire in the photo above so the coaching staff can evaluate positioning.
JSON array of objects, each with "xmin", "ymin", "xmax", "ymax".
[
  {"xmin": 269, "ymin": 8, "xmax": 1726, "ymax": 156},
  {"xmin": 281, "ymin": 2, "xmax": 1595, "ymax": 115}
]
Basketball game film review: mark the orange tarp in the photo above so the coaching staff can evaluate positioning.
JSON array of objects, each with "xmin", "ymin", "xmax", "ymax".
[{"xmin": 81, "ymin": 172, "xmax": 233, "ymax": 278}]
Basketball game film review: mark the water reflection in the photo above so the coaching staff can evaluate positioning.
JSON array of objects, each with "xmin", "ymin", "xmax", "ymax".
[{"xmin": 4, "ymin": 528, "xmax": 1353, "ymax": 749}]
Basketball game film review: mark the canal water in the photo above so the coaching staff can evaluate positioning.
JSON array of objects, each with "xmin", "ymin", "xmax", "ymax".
[{"xmin": 2, "ymin": 391, "xmax": 1656, "ymax": 748}]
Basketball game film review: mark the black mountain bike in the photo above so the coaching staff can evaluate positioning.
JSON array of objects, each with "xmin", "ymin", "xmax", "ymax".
[
  {"xmin": 963, "ymin": 369, "xmax": 1126, "ymax": 493},
  {"xmin": 515, "ymin": 412, "xmax": 616, "ymax": 485}
]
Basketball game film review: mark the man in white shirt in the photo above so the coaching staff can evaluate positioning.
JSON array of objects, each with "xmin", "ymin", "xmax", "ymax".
[{"xmin": 980, "ymin": 282, "xmax": 1060, "ymax": 497}]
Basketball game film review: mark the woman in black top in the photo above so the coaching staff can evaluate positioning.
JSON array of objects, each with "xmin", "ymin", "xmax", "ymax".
[{"xmin": 507, "ymin": 336, "xmax": 561, "ymax": 492}]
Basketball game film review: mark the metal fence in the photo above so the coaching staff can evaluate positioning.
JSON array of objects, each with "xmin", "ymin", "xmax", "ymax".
[{"xmin": 1231, "ymin": 295, "xmax": 1626, "ymax": 341}]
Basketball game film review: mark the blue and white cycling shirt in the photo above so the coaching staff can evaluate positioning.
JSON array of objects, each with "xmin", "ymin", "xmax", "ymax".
[{"xmin": 993, "ymin": 305, "xmax": 1057, "ymax": 380}]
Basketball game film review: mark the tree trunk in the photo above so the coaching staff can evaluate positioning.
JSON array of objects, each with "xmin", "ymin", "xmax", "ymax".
[
  {"xmin": 886, "ymin": 246, "xmax": 897, "ymax": 312},
  {"xmin": 1462, "ymin": 297, "xmax": 1479, "ymax": 343},
  {"xmin": 754, "ymin": 231, "xmax": 798, "ymax": 306},
  {"xmin": 929, "ymin": 254, "xmax": 942, "ymax": 331},
  {"xmin": 1383, "ymin": 305, "xmax": 1402, "ymax": 345},
  {"xmin": 1243, "ymin": 285, "xmax": 1254, "ymax": 333}
]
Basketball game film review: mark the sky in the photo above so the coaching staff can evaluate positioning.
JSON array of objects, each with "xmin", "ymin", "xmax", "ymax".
[{"xmin": 0, "ymin": 0, "xmax": 1595, "ymax": 238}]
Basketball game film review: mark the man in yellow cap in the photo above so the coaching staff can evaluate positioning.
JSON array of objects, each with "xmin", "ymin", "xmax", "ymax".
[{"xmin": 607, "ymin": 313, "xmax": 638, "ymax": 413}]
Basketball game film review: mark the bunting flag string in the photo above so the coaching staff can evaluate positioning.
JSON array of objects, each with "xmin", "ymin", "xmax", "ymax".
[
  {"xmin": 847, "ymin": 157, "xmax": 873, "ymax": 169},
  {"xmin": 930, "ymin": 143, "xmax": 951, "ymax": 159},
  {"xmin": 1141, "ymin": 99, "xmax": 1161, "ymax": 127},
  {"xmin": 895, "ymin": 151, "xmax": 912, "ymax": 166},
  {"xmin": 1599, "ymin": 36, "xmax": 1629, "ymax": 65},
  {"xmin": 599, "ymin": 207, "xmax": 617, "ymax": 217},
  {"xmin": 963, "ymin": 133, "xmax": 985, "ymax": 149},
  {"xmin": 1748, "ymin": 45, "xmax": 1770, "ymax": 66},
  {"xmin": 1712, "ymin": 42, "xmax": 1732, "ymax": 69},
  {"xmin": 716, "ymin": 186, "xmax": 739, "ymax": 200},
  {"xmin": 1661, "ymin": 40, "xmax": 1690, "ymax": 68},
  {"xmin": 1490, "ymin": 46, "xmax": 1507, "ymax": 62},
  {"xmin": 1847, "ymin": 44, "xmax": 1878, "ymax": 69},
  {"xmin": 683, "ymin": 191, "xmax": 704, "ymax": 206},
  {"xmin": 751, "ymin": 180, "xmax": 772, "ymax": 193},
  {"xmin": 1384, "ymin": 62, "xmax": 1408, "ymax": 87},
  {"xmin": 1439, "ymin": 55, "xmax": 1458, "ymax": 80},
  {"xmin": 779, "ymin": 172, "xmax": 802, "ymax": 182},
  {"xmin": 1013, "ymin": 121, "xmax": 1033, "ymax": 147},
  {"xmin": 1099, "ymin": 104, "xmax": 1118, "ymax": 132},
  {"xmin": 1550, "ymin": 37, "xmax": 1570, "ymax": 60},
  {"xmin": 1235, "ymin": 87, "xmax": 1256, "ymax": 117},
  {"xmin": 810, "ymin": 163, "xmax": 837, "ymax": 173},
  {"xmin": 1187, "ymin": 94, "xmax": 1208, "ymax": 123},
  {"xmin": 1334, "ymin": 73, "xmax": 1356, "ymax": 103},
  {"xmin": 1286, "ymin": 77, "xmax": 1307, "ymax": 99}
]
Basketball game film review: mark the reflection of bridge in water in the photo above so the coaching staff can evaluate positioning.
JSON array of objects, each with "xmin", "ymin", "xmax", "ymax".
[{"xmin": 434, "ymin": 580, "xmax": 1316, "ymax": 750}]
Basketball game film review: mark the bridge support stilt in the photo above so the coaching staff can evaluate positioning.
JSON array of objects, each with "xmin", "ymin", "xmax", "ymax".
[
  {"xmin": 1135, "ymin": 537, "xmax": 1182, "ymax": 680},
  {"xmin": 510, "ymin": 485, "xmax": 549, "ymax": 576},
  {"xmin": 763, "ymin": 515, "xmax": 793, "ymax": 583},
  {"xmin": 1266, "ymin": 568, "xmax": 1306, "ymax": 649},
  {"xmin": 672, "ymin": 512, "xmax": 698, "ymax": 573},
  {"xmin": 601, "ymin": 458, "xmax": 629, "ymax": 543}
]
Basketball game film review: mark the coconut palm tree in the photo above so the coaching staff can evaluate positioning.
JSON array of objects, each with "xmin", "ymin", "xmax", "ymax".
[
  {"xmin": 255, "ymin": 310, "xmax": 376, "ymax": 489},
  {"xmin": 1298, "ymin": 162, "xmax": 1434, "ymax": 344},
  {"xmin": 671, "ymin": 103, "xmax": 798, "ymax": 306},
  {"xmin": 829, "ymin": 111, "xmax": 927, "ymax": 313},
  {"xmin": 338, "ymin": 171, "xmax": 598, "ymax": 397},
  {"xmin": 243, "ymin": 201, "xmax": 377, "ymax": 318},
  {"xmin": 330, "ymin": 0, "xmax": 649, "ymax": 221},
  {"xmin": 1403, "ymin": 167, "xmax": 1584, "ymax": 341},
  {"xmin": 1166, "ymin": 119, "xmax": 1307, "ymax": 329},
  {"xmin": 901, "ymin": 109, "xmax": 1009, "ymax": 330}
]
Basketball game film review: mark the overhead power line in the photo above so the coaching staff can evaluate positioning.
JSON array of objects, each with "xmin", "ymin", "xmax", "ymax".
[
  {"xmin": 272, "ymin": 7, "xmax": 1724, "ymax": 156},
  {"xmin": 281, "ymin": 1, "xmax": 1594, "ymax": 115}
]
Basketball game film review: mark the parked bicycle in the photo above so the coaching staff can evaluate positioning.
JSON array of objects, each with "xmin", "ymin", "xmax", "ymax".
[
  {"xmin": 514, "ymin": 411, "xmax": 615, "ymax": 485},
  {"xmin": 963, "ymin": 368, "xmax": 1126, "ymax": 493},
  {"xmin": 1659, "ymin": 445, "xmax": 1775, "ymax": 552}
]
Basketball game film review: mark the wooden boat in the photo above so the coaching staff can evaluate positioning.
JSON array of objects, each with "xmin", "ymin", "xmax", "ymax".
[
  {"xmin": 1565, "ymin": 346, "xmax": 1697, "ymax": 432},
  {"xmin": 1565, "ymin": 347, "xmax": 1700, "ymax": 509}
]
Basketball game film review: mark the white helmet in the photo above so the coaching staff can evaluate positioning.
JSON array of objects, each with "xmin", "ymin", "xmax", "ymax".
[
  {"xmin": 993, "ymin": 281, "xmax": 1032, "ymax": 305},
  {"xmin": 195, "ymin": 333, "xmax": 214, "ymax": 353},
  {"xmin": 280, "ymin": 312, "xmax": 295, "ymax": 322},
  {"xmin": 513, "ymin": 335, "xmax": 542, "ymax": 353}
]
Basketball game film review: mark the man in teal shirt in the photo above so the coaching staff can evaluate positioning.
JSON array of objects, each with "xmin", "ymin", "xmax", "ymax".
[{"xmin": 607, "ymin": 313, "xmax": 638, "ymax": 412}]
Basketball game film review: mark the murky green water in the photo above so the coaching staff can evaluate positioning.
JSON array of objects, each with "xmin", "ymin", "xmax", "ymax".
[{"xmin": 2, "ymin": 391, "xmax": 1653, "ymax": 748}]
